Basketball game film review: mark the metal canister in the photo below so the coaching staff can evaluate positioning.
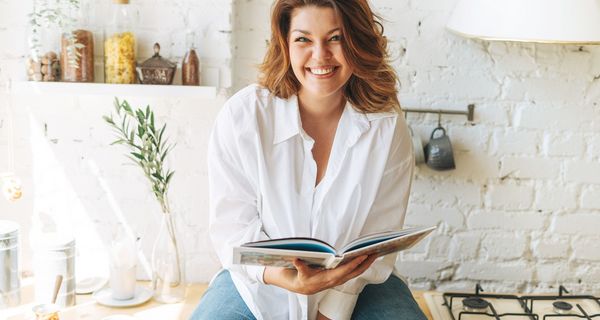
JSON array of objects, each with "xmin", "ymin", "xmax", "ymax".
[
  {"xmin": 0, "ymin": 220, "xmax": 20, "ymax": 308},
  {"xmin": 33, "ymin": 234, "xmax": 76, "ymax": 307}
]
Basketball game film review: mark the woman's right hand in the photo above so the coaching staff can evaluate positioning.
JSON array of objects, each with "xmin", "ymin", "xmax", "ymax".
[{"xmin": 263, "ymin": 255, "xmax": 377, "ymax": 295}]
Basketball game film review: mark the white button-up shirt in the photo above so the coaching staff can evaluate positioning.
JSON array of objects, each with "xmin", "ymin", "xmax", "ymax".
[{"xmin": 208, "ymin": 84, "xmax": 414, "ymax": 320}]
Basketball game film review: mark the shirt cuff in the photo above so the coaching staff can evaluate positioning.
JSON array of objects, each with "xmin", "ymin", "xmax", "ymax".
[
  {"xmin": 245, "ymin": 265, "xmax": 266, "ymax": 284},
  {"xmin": 318, "ymin": 289, "xmax": 359, "ymax": 320}
]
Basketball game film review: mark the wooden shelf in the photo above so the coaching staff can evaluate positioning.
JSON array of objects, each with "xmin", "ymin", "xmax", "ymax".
[{"xmin": 11, "ymin": 81, "xmax": 218, "ymax": 98}]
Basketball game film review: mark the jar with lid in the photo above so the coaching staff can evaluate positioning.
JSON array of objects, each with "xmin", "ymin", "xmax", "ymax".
[
  {"xmin": 32, "ymin": 234, "xmax": 76, "ymax": 307},
  {"xmin": 0, "ymin": 220, "xmax": 20, "ymax": 308},
  {"xmin": 60, "ymin": 2, "xmax": 94, "ymax": 82},
  {"xmin": 104, "ymin": 0, "xmax": 137, "ymax": 84},
  {"xmin": 182, "ymin": 31, "xmax": 200, "ymax": 86}
]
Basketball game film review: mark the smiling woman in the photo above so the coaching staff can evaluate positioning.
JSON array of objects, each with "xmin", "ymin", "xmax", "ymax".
[{"xmin": 190, "ymin": 1, "xmax": 422, "ymax": 320}]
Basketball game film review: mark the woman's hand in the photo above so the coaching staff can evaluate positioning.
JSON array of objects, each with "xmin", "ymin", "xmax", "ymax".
[
  {"xmin": 316, "ymin": 311, "xmax": 330, "ymax": 320},
  {"xmin": 264, "ymin": 255, "xmax": 377, "ymax": 295}
]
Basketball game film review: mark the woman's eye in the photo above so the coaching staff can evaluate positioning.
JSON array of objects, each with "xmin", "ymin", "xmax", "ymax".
[
  {"xmin": 329, "ymin": 35, "xmax": 341, "ymax": 41},
  {"xmin": 295, "ymin": 37, "xmax": 310, "ymax": 42}
]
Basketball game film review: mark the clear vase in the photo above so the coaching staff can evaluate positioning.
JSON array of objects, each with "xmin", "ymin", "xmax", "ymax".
[{"xmin": 151, "ymin": 212, "xmax": 186, "ymax": 303}]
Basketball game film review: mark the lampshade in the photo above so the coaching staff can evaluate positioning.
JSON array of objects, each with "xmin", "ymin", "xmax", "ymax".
[{"xmin": 446, "ymin": 0, "xmax": 600, "ymax": 44}]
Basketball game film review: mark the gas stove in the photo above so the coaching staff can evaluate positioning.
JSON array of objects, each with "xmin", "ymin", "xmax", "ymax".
[{"xmin": 424, "ymin": 284, "xmax": 600, "ymax": 319}]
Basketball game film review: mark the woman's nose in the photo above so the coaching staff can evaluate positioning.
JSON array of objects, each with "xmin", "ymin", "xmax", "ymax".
[{"xmin": 312, "ymin": 42, "xmax": 332, "ymax": 61}]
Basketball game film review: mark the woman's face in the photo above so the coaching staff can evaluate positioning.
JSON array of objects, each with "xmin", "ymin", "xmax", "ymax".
[{"xmin": 288, "ymin": 6, "xmax": 353, "ymax": 99}]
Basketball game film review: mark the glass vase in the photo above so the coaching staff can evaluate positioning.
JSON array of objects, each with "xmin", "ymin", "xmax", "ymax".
[{"xmin": 151, "ymin": 212, "xmax": 186, "ymax": 303}]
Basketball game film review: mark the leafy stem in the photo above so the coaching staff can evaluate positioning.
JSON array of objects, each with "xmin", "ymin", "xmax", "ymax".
[{"xmin": 103, "ymin": 98, "xmax": 176, "ymax": 214}]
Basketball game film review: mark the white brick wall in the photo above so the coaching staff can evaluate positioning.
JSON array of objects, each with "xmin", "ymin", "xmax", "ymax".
[
  {"xmin": 231, "ymin": 0, "xmax": 600, "ymax": 294},
  {"xmin": 2, "ymin": 0, "xmax": 600, "ymax": 294}
]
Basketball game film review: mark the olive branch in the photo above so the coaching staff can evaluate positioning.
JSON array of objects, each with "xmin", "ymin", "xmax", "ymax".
[{"xmin": 103, "ymin": 98, "xmax": 175, "ymax": 214}]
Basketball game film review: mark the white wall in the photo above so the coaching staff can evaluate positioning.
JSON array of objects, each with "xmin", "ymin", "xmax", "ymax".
[
  {"xmin": 232, "ymin": 0, "xmax": 600, "ymax": 293},
  {"xmin": 0, "ymin": 0, "xmax": 232, "ymax": 282},
  {"xmin": 1, "ymin": 0, "xmax": 600, "ymax": 293}
]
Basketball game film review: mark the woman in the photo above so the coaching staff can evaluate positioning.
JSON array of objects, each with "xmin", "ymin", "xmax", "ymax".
[{"xmin": 191, "ymin": 0, "xmax": 425, "ymax": 319}]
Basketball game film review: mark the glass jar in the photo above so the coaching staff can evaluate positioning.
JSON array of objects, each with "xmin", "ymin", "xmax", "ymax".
[
  {"xmin": 182, "ymin": 31, "xmax": 200, "ymax": 86},
  {"xmin": 104, "ymin": 0, "xmax": 136, "ymax": 84},
  {"xmin": 0, "ymin": 220, "xmax": 20, "ymax": 308},
  {"xmin": 27, "ymin": 26, "xmax": 61, "ymax": 82},
  {"xmin": 60, "ymin": 2, "xmax": 94, "ymax": 82}
]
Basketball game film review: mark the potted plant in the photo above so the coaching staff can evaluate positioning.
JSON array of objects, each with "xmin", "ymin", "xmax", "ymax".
[{"xmin": 103, "ymin": 98, "xmax": 186, "ymax": 303}]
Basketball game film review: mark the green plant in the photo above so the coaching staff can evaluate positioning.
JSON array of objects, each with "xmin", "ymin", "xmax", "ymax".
[
  {"xmin": 103, "ymin": 98, "xmax": 176, "ymax": 214},
  {"xmin": 28, "ymin": 0, "xmax": 84, "ymax": 67}
]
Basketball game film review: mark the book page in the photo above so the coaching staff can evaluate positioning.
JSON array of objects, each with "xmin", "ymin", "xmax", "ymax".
[
  {"xmin": 340, "ymin": 226, "xmax": 436, "ymax": 253},
  {"xmin": 234, "ymin": 247, "xmax": 333, "ymax": 269},
  {"xmin": 340, "ymin": 226, "xmax": 435, "ymax": 262}
]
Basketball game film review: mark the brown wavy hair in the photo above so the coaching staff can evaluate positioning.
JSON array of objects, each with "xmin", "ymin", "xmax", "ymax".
[{"xmin": 258, "ymin": 0, "xmax": 400, "ymax": 113}]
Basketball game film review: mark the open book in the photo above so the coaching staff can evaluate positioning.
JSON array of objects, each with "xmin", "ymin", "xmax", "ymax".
[{"xmin": 233, "ymin": 226, "xmax": 436, "ymax": 269}]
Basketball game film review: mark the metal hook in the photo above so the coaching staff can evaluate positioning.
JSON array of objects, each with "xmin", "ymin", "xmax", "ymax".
[
  {"xmin": 404, "ymin": 109, "xmax": 408, "ymax": 120},
  {"xmin": 437, "ymin": 110, "xmax": 442, "ymax": 127}
]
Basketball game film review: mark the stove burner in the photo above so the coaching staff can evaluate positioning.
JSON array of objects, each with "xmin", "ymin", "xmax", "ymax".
[
  {"xmin": 462, "ymin": 297, "xmax": 490, "ymax": 312},
  {"xmin": 552, "ymin": 301, "xmax": 573, "ymax": 314}
]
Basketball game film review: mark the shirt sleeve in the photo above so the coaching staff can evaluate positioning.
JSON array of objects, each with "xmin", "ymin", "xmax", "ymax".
[
  {"xmin": 318, "ymin": 116, "xmax": 415, "ymax": 320},
  {"xmin": 208, "ymin": 99, "xmax": 268, "ymax": 284}
]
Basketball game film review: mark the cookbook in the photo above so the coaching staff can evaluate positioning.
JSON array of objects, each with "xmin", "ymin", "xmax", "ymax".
[{"xmin": 233, "ymin": 225, "xmax": 436, "ymax": 269}]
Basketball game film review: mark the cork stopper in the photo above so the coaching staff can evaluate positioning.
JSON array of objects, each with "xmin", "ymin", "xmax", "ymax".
[{"xmin": 113, "ymin": 0, "xmax": 129, "ymax": 4}]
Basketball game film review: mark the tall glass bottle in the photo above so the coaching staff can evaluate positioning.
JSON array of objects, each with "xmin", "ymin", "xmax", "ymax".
[
  {"xmin": 104, "ymin": 0, "xmax": 136, "ymax": 84},
  {"xmin": 182, "ymin": 31, "xmax": 200, "ymax": 86}
]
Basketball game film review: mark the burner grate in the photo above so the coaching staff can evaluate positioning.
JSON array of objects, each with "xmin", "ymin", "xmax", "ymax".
[
  {"xmin": 442, "ymin": 284, "xmax": 538, "ymax": 320},
  {"xmin": 520, "ymin": 286, "xmax": 600, "ymax": 320}
]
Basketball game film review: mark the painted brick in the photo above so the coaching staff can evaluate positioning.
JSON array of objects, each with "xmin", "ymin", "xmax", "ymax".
[
  {"xmin": 515, "ymin": 104, "xmax": 596, "ymax": 130},
  {"xmin": 490, "ymin": 129, "xmax": 540, "ymax": 156},
  {"xmin": 536, "ymin": 263, "xmax": 578, "ymax": 283},
  {"xmin": 543, "ymin": 133, "xmax": 585, "ymax": 157},
  {"xmin": 580, "ymin": 186, "xmax": 600, "ymax": 209},
  {"xmin": 532, "ymin": 237, "xmax": 570, "ymax": 260},
  {"xmin": 487, "ymin": 183, "xmax": 535, "ymax": 210},
  {"xmin": 410, "ymin": 179, "xmax": 482, "ymax": 207},
  {"xmin": 455, "ymin": 262, "xmax": 533, "ymax": 282},
  {"xmin": 428, "ymin": 234, "xmax": 452, "ymax": 258},
  {"xmin": 500, "ymin": 156, "xmax": 561, "ymax": 180},
  {"xmin": 395, "ymin": 260, "xmax": 454, "ymax": 280},
  {"xmin": 468, "ymin": 210, "xmax": 546, "ymax": 231},
  {"xmin": 449, "ymin": 234, "xmax": 480, "ymax": 260},
  {"xmin": 552, "ymin": 214, "xmax": 600, "ymax": 236},
  {"xmin": 534, "ymin": 184, "xmax": 578, "ymax": 211},
  {"xmin": 447, "ymin": 126, "xmax": 490, "ymax": 153},
  {"xmin": 404, "ymin": 204, "xmax": 465, "ymax": 229},
  {"xmin": 480, "ymin": 233, "xmax": 528, "ymax": 260},
  {"xmin": 572, "ymin": 237, "xmax": 600, "ymax": 261},
  {"xmin": 565, "ymin": 160, "xmax": 600, "ymax": 184}
]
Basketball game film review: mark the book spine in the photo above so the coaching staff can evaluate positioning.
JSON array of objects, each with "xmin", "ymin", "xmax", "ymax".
[{"xmin": 325, "ymin": 256, "xmax": 343, "ymax": 269}]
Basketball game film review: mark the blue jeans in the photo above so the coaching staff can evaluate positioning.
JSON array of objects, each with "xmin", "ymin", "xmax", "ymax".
[{"xmin": 190, "ymin": 270, "xmax": 427, "ymax": 320}]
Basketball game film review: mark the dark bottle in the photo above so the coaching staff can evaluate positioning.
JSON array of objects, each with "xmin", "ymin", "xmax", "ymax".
[{"xmin": 182, "ymin": 32, "xmax": 200, "ymax": 86}]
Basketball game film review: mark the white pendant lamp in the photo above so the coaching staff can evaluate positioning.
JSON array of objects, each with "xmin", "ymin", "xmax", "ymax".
[{"xmin": 446, "ymin": 0, "xmax": 600, "ymax": 44}]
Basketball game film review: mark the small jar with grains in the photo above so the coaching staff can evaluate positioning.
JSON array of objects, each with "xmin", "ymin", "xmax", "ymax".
[{"xmin": 104, "ymin": 0, "xmax": 136, "ymax": 84}]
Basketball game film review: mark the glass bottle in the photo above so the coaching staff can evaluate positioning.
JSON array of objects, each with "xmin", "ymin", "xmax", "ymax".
[
  {"xmin": 104, "ymin": 0, "xmax": 136, "ymax": 84},
  {"xmin": 182, "ymin": 31, "xmax": 200, "ymax": 86},
  {"xmin": 151, "ymin": 211, "xmax": 186, "ymax": 303}
]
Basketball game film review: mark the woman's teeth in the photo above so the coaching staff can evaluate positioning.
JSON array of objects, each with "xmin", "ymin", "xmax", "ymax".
[{"xmin": 310, "ymin": 67, "xmax": 335, "ymax": 75}]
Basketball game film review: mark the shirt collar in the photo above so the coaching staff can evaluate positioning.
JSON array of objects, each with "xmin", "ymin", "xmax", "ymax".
[
  {"xmin": 272, "ymin": 95, "xmax": 394, "ymax": 145},
  {"xmin": 273, "ymin": 94, "xmax": 302, "ymax": 144}
]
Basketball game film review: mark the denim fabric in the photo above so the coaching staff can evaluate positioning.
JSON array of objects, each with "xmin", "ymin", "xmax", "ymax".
[
  {"xmin": 189, "ymin": 270, "xmax": 257, "ymax": 320},
  {"xmin": 189, "ymin": 270, "xmax": 427, "ymax": 320},
  {"xmin": 351, "ymin": 275, "xmax": 427, "ymax": 320}
]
